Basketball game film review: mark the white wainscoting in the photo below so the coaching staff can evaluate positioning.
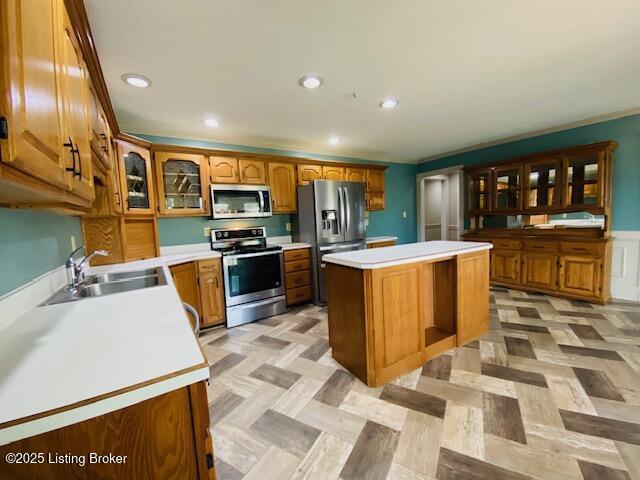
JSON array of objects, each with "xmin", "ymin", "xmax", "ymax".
[{"xmin": 611, "ymin": 231, "xmax": 640, "ymax": 302}]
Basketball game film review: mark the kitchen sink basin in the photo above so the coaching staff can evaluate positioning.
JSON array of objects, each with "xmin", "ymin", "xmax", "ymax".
[
  {"xmin": 84, "ymin": 268, "xmax": 163, "ymax": 284},
  {"xmin": 76, "ymin": 276, "xmax": 164, "ymax": 298},
  {"xmin": 41, "ymin": 268, "xmax": 166, "ymax": 306}
]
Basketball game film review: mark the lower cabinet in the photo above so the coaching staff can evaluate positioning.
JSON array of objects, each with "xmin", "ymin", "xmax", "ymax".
[
  {"xmin": 170, "ymin": 259, "xmax": 225, "ymax": 330},
  {"xmin": 522, "ymin": 252, "xmax": 557, "ymax": 290},
  {"xmin": 198, "ymin": 259, "xmax": 226, "ymax": 327},
  {"xmin": 558, "ymin": 255, "xmax": 601, "ymax": 298},
  {"xmin": 284, "ymin": 248, "xmax": 312, "ymax": 305},
  {"xmin": 468, "ymin": 236, "xmax": 610, "ymax": 304},
  {"xmin": 0, "ymin": 381, "xmax": 216, "ymax": 479},
  {"xmin": 490, "ymin": 250, "xmax": 521, "ymax": 285}
]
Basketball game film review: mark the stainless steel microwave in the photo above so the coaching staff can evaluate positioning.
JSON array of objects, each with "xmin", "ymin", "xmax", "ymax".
[{"xmin": 210, "ymin": 184, "xmax": 272, "ymax": 219}]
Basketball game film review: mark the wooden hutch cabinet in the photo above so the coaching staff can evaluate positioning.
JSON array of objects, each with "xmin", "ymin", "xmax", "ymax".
[{"xmin": 463, "ymin": 141, "xmax": 616, "ymax": 304}]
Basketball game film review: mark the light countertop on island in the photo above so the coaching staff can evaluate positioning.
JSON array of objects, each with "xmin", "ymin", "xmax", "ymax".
[{"xmin": 323, "ymin": 240, "xmax": 492, "ymax": 269}]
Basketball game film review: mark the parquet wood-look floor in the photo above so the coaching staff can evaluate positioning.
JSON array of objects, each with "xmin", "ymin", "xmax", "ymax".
[{"xmin": 199, "ymin": 288, "xmax": 640, "ymax": 480}]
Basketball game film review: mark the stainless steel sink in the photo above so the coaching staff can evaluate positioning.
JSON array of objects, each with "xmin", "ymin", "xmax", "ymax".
[
  {"xmin": 41, "ymin": 267, "xmax": 166, "ymax": 306},
  {"xmin": 84, "ymin": 268, "xmax": 163, "ymax": 284}
]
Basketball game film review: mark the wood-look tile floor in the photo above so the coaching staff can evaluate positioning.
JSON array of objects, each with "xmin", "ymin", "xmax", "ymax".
[{"xmin": 199, "ymin": 288, "xmax": 640, "ymax": 480}]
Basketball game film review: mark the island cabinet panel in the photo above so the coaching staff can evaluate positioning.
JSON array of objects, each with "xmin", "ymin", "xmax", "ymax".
[
  {"xmin": 456, "ymin": 250, "xmax": 490, "ymax": 345},
  {"xmin": 326, "ymin": 249, "xmax": 489, "ymax": 387},
  {"xmin": 370, "ymin": 264, "xmax": 426, "ymax": 382},
  {"xmin": 0, "ymin": 382, "xmax": 216, "ymax": 479}
]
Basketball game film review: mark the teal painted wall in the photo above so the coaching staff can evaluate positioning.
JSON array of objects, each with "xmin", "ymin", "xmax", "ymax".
[
  {"xmin": 136, "ymin": 134, "xmax": 418, "ymax": 245},
  {"xmin": 0, "ymin": 210, "xmax": 82, "ymax": 297},
  {"xmin": 417, "ymin": 114, "xmax": 640, "ymax": 231}
]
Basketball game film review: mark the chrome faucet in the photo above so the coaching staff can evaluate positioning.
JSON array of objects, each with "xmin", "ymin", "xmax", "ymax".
[{"xmin": 65, "ymin": 247, "xmax": 109, "ymax": 290}]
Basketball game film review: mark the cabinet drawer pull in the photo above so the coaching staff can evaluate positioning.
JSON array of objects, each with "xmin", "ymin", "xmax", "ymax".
[
  {"xmin": 573, "ymin": 247, "xmax": 587, "ymax": 252},
  {"xmin": 64, "ymin": 137, "xmax": 78, "ymax": 175}
]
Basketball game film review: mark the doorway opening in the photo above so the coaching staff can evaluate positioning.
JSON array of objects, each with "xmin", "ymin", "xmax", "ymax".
[{"xmin": 416, "ymin": 166, "xmax": 464, "ymax": 242}]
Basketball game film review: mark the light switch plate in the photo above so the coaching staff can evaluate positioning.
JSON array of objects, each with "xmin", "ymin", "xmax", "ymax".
[
  {"xmin": 204, "ymin": 227, "xmax": 211, "ymax": 237},
  {"xmin": 402, "ymin": 211, "xmax": 407, "ymax": 218},
  {"xmin": 286, "ymin": 222, "xmax": 291, "ymax": 232},
  {"xmin": 70, "ymin": 235, "xmax": 77, "ymax": 251}
]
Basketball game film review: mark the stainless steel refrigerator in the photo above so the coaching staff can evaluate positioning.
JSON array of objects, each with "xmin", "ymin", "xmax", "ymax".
[{"xmin": 294, "ymin": 180, "xmax": 366, "ymax": 305}]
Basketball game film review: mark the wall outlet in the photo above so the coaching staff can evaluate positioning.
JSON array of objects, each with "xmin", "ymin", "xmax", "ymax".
[
  {"xmin": 286, "ymin": 222, "xmax": 291, "ymax": 232},
  {"xmin": 402, "ymin": 211, "xmax": 407, "ymax": 218},
  {"xmin": 365, "ymin": 219, "xmax": 369, "ymax": 227},
  {"xmin": 70, "ymin": 235, "xmax": 77, "ymax": 251},
  {"xmin": 203, "ymin": 227, "xmax": 211, "ymax": 237}
]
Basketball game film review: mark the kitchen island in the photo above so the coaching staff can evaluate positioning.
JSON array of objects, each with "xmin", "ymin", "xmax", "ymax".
[{"xmin": 324, "ymin": 240, "xmax": 492, "ymax": 387}]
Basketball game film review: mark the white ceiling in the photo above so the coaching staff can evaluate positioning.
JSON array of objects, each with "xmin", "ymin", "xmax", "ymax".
[{"xmin": 85, "ymin": 0, "xmax": 640, "ymax": 163}]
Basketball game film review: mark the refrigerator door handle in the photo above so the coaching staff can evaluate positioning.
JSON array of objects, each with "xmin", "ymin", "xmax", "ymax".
[
  {"xmin": 344, "ymin": 187, "xmax": 351, "ymax": 233},
  {"xmin": 338, "ymin": 186, "xmax": 345, "ymax": 235}
]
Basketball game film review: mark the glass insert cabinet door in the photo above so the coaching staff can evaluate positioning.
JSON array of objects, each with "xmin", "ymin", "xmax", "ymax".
[
  {"xmin": 524, "ymin": 157, "xmax": 560, "ymax": 210},
  {"xmin": 467, "ymin": 169, "xmax": 491, "ymax": 213},
  {"xmin": 155, "ymin": 152, "xmax": 207, "ymax": 215},
  {"xmin": 492, "ymin": 165, "xmax": 522, "ymax": 211},
  {"xmin": 117, "ymin": 141, "xmax": 155, "ymax": 215},
  {"xmin": 564, "ymin": 151, "xmax": 603, "ymax": 208}
]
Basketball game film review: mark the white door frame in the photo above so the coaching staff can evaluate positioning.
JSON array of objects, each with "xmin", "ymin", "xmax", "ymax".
[{"xmin": 416, "ymin": 165, "xmax": 464, "ymax": 242}]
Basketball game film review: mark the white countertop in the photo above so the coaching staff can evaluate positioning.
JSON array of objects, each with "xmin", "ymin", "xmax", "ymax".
[
  {"xmin": 268, "ymin": 241, "xmax": 311, "ymax": 251},
  {"xmin": 366, "ymin": 236, "xmax": 398, "ymax": 244},
  {"xmin": 0, "ymin": 251, "xmax": 215, "ymax": 445},
  {"xmin": 323, "ymin": 240, "xmax": 492, "ymax": 269}
]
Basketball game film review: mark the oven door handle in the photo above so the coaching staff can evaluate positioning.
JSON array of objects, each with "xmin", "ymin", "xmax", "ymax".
[
  {"xmin": 231, "ymin": 295, "xmax": 286, "ymax": 310},
  {"xmin": 224, "ymin": 250, "xmax": 283, "ymax": 261}
]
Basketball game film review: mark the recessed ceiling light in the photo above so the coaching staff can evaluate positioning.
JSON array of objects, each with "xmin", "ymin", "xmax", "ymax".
[
  {"xmin": 121, "ymin": 73, "xmax": 151, "ymax": 88},
  {"xmin": 203, "ymin": 117, "xmax": 219, "ymax": 128},
  {"xmin": 328, "ymin": 136, "xmax": 340, "ymax": 146},
  {"xmin": 379, "ymin": 98, "xmax": 399, "ymax": 109},
  {"xmin": 299, "ymin": 75, "xmax": 322, "ymax": 89}
]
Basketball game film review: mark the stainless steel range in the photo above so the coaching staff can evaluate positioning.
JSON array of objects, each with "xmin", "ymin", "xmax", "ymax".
[{"xmin": 211, "ymin": 227, "xmax": 286, "ymax": 327}]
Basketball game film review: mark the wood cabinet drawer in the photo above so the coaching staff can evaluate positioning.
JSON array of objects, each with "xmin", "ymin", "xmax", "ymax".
[
  {"xmin": 492, "ymin": 239, "xmax": 522, "ymax": 250},
  {"xmin": 197, "ymin": 259, "xmax": 220, "ymax": 272},
  {"xmin": 284, "ymin": 248, "xmax": 310, "ymax": 262},
  {"xmin": 287, "ymin": 285, "xmax": 312, "ymax": 305},
  {"xmin": 524, "ymin": 240, "xmax": 557, "ymax": 253},
  {"xmin": 286, "ymin": 270, "xmax": 311, "ymax": 288},
  {"xmin": 560, "ymin": 242, "xmax": 602, "ymax": 256},
  {"xmin": 285, "ymin": 258, "xmax": 311, "ymax": 273}
]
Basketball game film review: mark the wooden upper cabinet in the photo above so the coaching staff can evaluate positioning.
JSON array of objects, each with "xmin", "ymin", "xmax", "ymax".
[
  {"xmin": 117, "ymin": 140, "xmax": 155, "ymax": 215},
  {"xmin": 210, "ymin": 156, "xmax": 239, "ymax": 184},
  {"xmin": 238, "ymin": 158, "xmax": 266, "ymax": 184},
  {"xmin": 466, "ymin": 168, "xmax": 492, "ymax": 214},
  {"xmin": 1, "ymin": 0, "xmax": 68, "ymax": 192},
  {"xmin": 297, "ymin": 164, "xmax": 322, "ymax": 185},
  {"xmin": 268, "ymin": 162, "xmax": 297, "ymax": 212},
  {"xmin": 366, "ymin": 169, "xmax": 385, "ymax": 192},
  {"xmin": 563, "ymin": 150, "xmax": 605, "ymax": 210},
  {"xmin": 322, "ymin": 165, "xmax": 344, "ymax": 181},
  {"xmin": 58, "ymin": 7, "xmax": 93, "ymax": 202},
  {"xmin": 87, "ymin": 81, "xmax": 110, "ymax": 170},
  {"xmin": 155, "ymin": 152, "xmax": 208, "ymax": 216},
  {"xmin": 366, "ymin": 192, "xmax": 385, "ymax": 211},
  {"xmin": 524, "ymin": 157, "xmax": 561, "ymax": 211},
  {"xmin": 345, "ymin": 167, "xmax": 366, "ymax": 183},
  {"xmin": 492, "ymin": 165, "xmax": 522, "ymax": 212}
]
